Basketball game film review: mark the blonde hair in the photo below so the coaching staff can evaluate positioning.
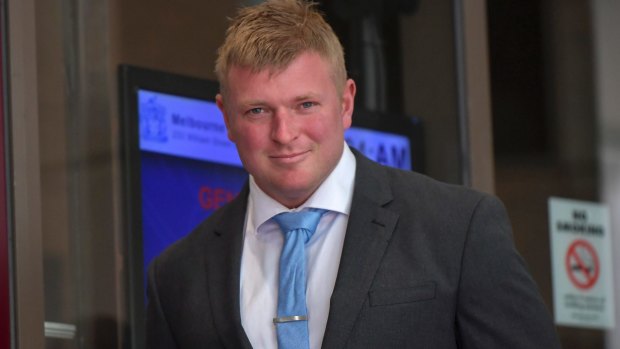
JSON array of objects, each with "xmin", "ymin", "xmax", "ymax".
[{"xmin": 215, "ymin": 0, "xmax": 346, "ymax": 95}]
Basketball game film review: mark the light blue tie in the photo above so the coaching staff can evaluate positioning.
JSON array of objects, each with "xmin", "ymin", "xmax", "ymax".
[{"xmin": 272, "ymin": 208, "xmax": 327, "ymax": 349}]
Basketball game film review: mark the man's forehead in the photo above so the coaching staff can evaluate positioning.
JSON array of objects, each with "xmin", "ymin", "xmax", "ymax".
[
  {"xmin": 230, "ymin": 64, "xmax": 287, "ymax": 79},
  {"xmin": 220, "ymin": 52, "xmax": 343, "ymax": 100}
]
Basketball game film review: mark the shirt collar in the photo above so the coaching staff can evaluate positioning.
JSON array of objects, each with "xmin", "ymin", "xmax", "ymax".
[{"xmin": 248, "ymin": 143, "xmax": 357, "ymax": 233}]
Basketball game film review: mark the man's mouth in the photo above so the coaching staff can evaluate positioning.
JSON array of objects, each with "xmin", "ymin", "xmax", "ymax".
[{"xmin": 270, "ymin": 150, "xmax": 311, "ymax": 162}]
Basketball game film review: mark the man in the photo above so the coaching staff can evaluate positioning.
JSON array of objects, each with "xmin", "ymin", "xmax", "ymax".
[{"xmin": 146, "ymin": 0, "xmax": 561, "ymax": 348}]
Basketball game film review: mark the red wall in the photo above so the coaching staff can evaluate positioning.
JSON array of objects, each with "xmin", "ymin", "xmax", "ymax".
[{"xmin": 0, "ymin": 5, "xmax": 11, "ymax": 347}]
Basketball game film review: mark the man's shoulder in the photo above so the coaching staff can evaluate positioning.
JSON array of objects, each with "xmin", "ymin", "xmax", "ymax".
[
  {"xmin": 151, "ymin": 187, "xmax": 248, "ymax": 270},
  {"xmin": 394, "ymin": 167, "xmax": 484, "ymax": 199},
  {"xmin": 149, "ymin": 215, "xmax": 215, "ymax": 272},
  {"xmin": 357, "ymin": 153, "xmax": 489, "ymax": 208}
]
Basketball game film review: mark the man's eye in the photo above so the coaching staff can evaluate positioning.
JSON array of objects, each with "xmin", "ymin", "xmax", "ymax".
[
  {"xmin": 249, "ymin": 107, "xmax": 264, "ymax": 115},
  {"xmin": 301, "ymin": 101, "xmax": 315, "ymax": 109}
]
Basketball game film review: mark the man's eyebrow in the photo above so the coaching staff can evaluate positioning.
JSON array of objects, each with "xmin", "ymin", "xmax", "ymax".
[
  {"xmin": 293, "ymin": 93, "xmax": 321, "ymax": 101},
  {"xmin": 239, "ymin": 99, "xmax": 268, "ymax": 106}
]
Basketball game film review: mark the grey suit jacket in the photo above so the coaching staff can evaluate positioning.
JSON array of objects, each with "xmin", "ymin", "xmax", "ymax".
[{"xmin": 146, "ymin": 151, "xmax": 561, "ymax": 348}]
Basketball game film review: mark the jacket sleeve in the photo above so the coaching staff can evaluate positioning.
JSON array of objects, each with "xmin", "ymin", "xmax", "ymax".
[
  {"xmin": 146, "ymin": 257, "xmax": 178, "ymax": 349},
  {"xmin": 455, "ymin": 195, "xmax": 561, "ymax": 348}
]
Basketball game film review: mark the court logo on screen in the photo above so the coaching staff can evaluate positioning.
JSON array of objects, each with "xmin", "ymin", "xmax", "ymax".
[{"xmin": 140, "ymin": 96, "xmax": 168, "ymax": 143}]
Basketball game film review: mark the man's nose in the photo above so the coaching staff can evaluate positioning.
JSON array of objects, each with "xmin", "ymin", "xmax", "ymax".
[{"xmin": 270, "ymin": 109, "xmax": 298, "ymax": 144}]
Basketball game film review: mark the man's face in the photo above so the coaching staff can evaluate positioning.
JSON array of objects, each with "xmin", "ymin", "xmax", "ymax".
[{"xmin": 216, "ymin": 51, "xmax": 356, "ymax": 208}]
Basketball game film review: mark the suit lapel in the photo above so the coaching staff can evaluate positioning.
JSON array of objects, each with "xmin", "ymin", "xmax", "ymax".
[
  {"xmin": 204, "ymin": 184, "xmax": 253, "ymax": 349},
  {"xmin": 322, "ymin": 152, "xmax": 399, "ymax": 349}
]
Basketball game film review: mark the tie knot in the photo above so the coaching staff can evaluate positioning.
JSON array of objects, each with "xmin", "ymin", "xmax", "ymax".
[{"xmin": 273, "ymin": 208, "xmax": 327, "ymax": 235}]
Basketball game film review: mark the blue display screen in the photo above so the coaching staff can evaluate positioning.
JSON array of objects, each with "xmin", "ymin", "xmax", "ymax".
[{"xmin": 138, "ymin": 90, "xmax": 248, "ymax": 277}]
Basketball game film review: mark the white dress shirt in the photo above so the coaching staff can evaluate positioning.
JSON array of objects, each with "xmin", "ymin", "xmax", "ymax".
[{"xmin": 240, "ymin": 144, "xmax": 356, "ymax": 349}]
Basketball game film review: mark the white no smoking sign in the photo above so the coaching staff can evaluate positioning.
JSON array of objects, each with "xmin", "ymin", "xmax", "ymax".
[{"xmin": 549, "ymin": 197, "xmax": 615, "ymax": 329}]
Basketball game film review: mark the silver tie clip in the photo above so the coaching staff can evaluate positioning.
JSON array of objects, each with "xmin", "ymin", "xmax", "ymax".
[{"xmin": 273, "ymin": 315, "xmax": 308, "ymax": 323}]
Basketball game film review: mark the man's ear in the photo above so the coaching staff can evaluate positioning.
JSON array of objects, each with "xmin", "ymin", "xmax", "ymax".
[
  {"xmin": 341, "ymin": 79, "xmax": 356, "ymax": 129},
  {"xmin": 216, "ymin": 93, "xmax": 235, "ymax": 142}
]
